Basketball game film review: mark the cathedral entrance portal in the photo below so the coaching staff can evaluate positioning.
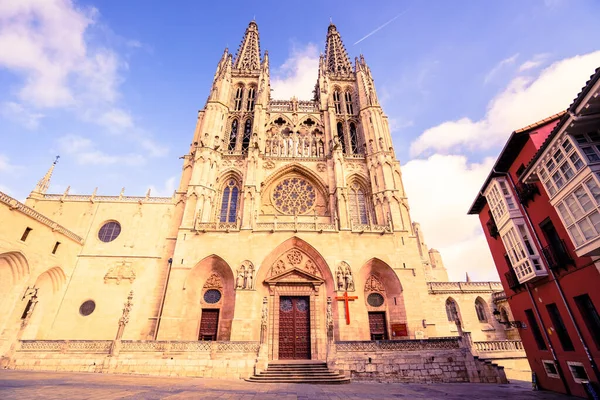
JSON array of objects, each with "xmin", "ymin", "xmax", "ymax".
[{"xmin": 278, "ymin": 296, "xmax": 310, "ymax": 360}]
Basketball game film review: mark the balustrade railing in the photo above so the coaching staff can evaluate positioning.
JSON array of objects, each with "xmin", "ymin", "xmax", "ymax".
[
  {"xmin": 335, "ymin": 338, "xmax": 461, "ymax": 352},
  {"xmin": 473, "ymin": 340, "xmax": 524, "ymax": 352},
  {"xmin": 542, "ymin": 240, "xmax": 574, "ymax": 271}
]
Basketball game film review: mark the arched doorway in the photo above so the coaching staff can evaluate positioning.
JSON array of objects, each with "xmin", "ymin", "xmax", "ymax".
[{"xmin": 256, "ymin": 237, "xmax": 335, "ymax": 361}]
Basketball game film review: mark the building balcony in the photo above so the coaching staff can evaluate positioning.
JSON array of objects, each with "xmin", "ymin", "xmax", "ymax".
[
  {"xmin": 486, "ymin": 219, "xmax": 499, "ymax": 239},
  {"xmin": 515, "ymin": 182, "xmax": 540, "ymax": 206},
  {"xmin": 541, "ymin": 240, "xmax": 574, "ymax": 271},
  {"xmin": 504, "ymin": 269, "xmax": 522, "ymax": 291}
]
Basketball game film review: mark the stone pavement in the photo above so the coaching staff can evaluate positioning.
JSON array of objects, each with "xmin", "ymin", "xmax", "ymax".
[{"xmin": 0, "ymin": 370, "xmax": 570, "ymax": 399}]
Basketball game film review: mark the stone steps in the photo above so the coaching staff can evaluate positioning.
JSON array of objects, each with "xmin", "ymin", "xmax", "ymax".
[{"xmin": 246, "ymin": 361, "xmax": 351, "ymax": 384}]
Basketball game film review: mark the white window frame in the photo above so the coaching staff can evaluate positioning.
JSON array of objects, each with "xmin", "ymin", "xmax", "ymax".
[
  {"xmin": 573, "ymin": 132, "xmax": 600, "ymax": 163},
  {"xmin": 484, "ymin": 178, "xmax": 517, "ymax": 224},
  {"xmin": 567, "ymin": 361, "xmax": 590, "ymax": 384},
  {"xmin": 500, "ymin": 220, "xmax": 544, "ymax": 281},
  {"xmin": 542, "ymin": 360, "xmax": 560, "ymax": 379},
  {"xmin": 555, "ymin": 175, "xmax": 600, "ymax": 248},
  {"xmin": 538, "ymin": 137, "xmax": 585, "ymax": 199}
]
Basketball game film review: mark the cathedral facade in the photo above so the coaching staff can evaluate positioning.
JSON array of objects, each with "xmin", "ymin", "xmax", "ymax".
[{"xmin": 0, "ymin": 22, "xmax": 519, "ymax": 378}]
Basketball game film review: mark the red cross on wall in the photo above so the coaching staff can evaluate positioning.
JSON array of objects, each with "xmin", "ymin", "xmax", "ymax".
[{"xmin": 335, "ymin": 291, "xmax": 358, "ymax": 325}]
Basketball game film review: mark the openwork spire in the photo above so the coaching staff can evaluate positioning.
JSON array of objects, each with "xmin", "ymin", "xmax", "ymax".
[
  {"xmin": 234, "ymin": 21, "xmax": 261, "ymax": 71},
  {"xmin": 324, "ymin": 23, "xmax": 352, "ymax": 75},
  {"xmin": 33, "ymin": 155, "xmax": 59, "ymax": 194}
]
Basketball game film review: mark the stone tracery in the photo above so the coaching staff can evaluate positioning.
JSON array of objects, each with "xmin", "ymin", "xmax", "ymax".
[
  {"xmin": 268, "ymin": 248, "xmax": 321, "ymax": 277},
  {"xmin": 272, "ymin": 178, "xmax": 316, "ymax": 215}
]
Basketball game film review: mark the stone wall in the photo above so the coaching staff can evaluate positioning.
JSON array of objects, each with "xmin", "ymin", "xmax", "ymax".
[
  {"xmin": 5, "ymin": 340, "xmax": 260, "ymax": 380},
  {"xmin": 332, "ymin": 338, "xmax": 507, "ymax": 384}
]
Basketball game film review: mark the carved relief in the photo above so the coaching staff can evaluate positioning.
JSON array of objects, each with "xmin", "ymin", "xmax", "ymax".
[
  {"xmin": 336, "ymin": 261, "xmax": 354, "ymax": 292},
  {"xmin": 365, "ymin": 275, "xmax": 385, "ymax": 293},
  {"xmin": 268, "ymin": 248, "xmax": 321, "ymax": 277},
  {"xmin": 203, "ymin": 273, "xmax": 223, "ymax": 289},
  {"xmin": 317, "ymin": 163, "xmax": 326, "ymax": 172},
  {"xmin": 104, "ymin": 261, "xmax": 136, "ymax": 284},
  {"xmin": 235, "ymin": 260, "xmax": 254, "ymax": 290},
  {"xmin": 263, "ymin": 160, "xmax": 275, "ymax": 169}
]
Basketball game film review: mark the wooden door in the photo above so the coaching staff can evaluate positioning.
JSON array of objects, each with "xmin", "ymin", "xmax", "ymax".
[
  {"xmin": 199, "ymin": 309, "xmax": 219, "ymax": 340},
  {"xmin": 278, "ymin": 296, "xmax": 310, "ymax": 359},
  {"xmin": 369, "ymin": 312, "xmax": 388, "ymax": 340}
]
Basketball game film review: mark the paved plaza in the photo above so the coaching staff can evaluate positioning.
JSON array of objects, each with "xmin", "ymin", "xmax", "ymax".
[{"xmin": 0, "ymin": 370, "xmax": 571, "ymax": 399}]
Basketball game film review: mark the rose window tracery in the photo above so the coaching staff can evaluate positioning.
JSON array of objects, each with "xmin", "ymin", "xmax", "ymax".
[{"xmin": 272, "ymin": 177, "xmax": 316, "ymax": 215}]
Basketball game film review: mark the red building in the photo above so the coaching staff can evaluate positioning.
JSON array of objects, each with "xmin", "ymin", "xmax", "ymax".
[{"xmin": 468, "ymin": 67, "xmax": 600, "ymax": 397}]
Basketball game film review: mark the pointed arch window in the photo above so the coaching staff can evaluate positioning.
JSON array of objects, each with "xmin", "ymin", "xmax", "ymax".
[
  {"xmin": 228, "ymin": 120, "xmax": 238, "ymax": 151},
  {"xmin": 336, "ymin": 122, "xmax": 346, "ymax": 153},
  {"xmin": 446, "ymin": 298, "xmax": 459, "ymax": 322},
  {"xmin": 246, "ymin": 87, "xmax": 256, "ymax": 112},
  {"xmin": 234, "ymin": 86, "xmax": 244, "ymax": 111},
  {"xmin": 344, "ymin": 91, "xmax": 353, "ymax": 114},
  {"xmin": 349, "ymin": 122, "xmax": 359, "ymax": 154},
  {"xmin": 349, "ymin": 183, "xmax": 368, "ymax": 225},
  {"xmin": 333, "ymin": 90, "xmax": 342, "ymax": 114},
  {"xmin": 475, "ymin": 298, "xmax": 488, "ymax": 322},
  {"xmin": 241, "ymin": 119, "xmax": 252, "ymax": 152},
  {"xmin": 219, "ymin": 180, "xmax": 239, "ymax": 223}
]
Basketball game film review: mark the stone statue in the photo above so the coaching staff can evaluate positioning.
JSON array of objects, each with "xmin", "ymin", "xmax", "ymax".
[
  {"xmin": 326, "ymin": 297, "xmax": 333, "ymax": 330},
  {"xmin": 245, "ymin": 267, "xmax": 254, "ymax": 290},
  {"xmin": 345, "ymin": 266, "xmax": 355, "ymax": 291},
  {"xmin": 236, "ymin": 267, "xmax": 245, "ymax": 289},
  {"xmin": 337, "ymin": 267, "xmax": 345, "ymax": 291},
  {"xmin": 261, "ymin": 297, "xmax": 268, "ymax": 327}
]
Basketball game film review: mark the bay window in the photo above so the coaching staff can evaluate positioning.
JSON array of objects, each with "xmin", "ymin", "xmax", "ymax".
[
  {"xmin": 556, "ymin": 176, "xmax": 600, "ymax": 247},
  {"xmin": 539, "ymin": 138, "xmax": 584, "ymax": 198}
]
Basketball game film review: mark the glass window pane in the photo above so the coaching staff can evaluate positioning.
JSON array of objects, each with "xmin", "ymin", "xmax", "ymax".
[
  {"xmin": 552, "ymin": 172, "xmax": 564, "ymax": 189},
  {"xmin": 569, "ymin": 225, "xmax": 584, "ymax": 246},
  {"xmin": 554, "ymin": 150, "xmax": 564, "ymax": 163},
  {"xmin": 575, "ymin": 134, "xmax": 588, "ymax": 144},
  {"xmin": 566, "ymin": 195, "xmax": 583, "ymax": 219},
  {"xmin": 578, "ymin": 218, "xmax": 595, "ymax": 240},
  {"xmin": 546, "ymin": 159, "xmax": 556, "ymax": 172},
  {"xmin": 575, "ymin": 187, "xmax": 593, "ymax": 212},
  {"xmin": 560, "ymin": 163, "xmax": 574, "ymax": 180},
  {"xmin": 570, "ymin": 153, "xmax": 584, "ymax": 170},
  {"xmin": 583, "ymin": 147, "xmax": 600, "ymax": 162},
  {"xmin": 585, "ymin": 179, "xmax": 600, "ymax": 204},
  {"xmin": 219, "ymin": 187, "xmax": 230, "ymax": 222},
  {"xmin": 562, "ymin": 139, "xmax": 573, "ymax": 153},
  {"xmin": 557, "ymin": 203, "xmax": 574, "ymax": 226},
  {"xmin": 589, "ymin": 211, "xmax": 600, "ymax": 236}
]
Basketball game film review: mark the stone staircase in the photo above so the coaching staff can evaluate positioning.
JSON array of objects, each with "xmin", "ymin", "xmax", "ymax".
[{"xmin": 246, "ymin": 361, "xmax": 351, "ymax": 384}]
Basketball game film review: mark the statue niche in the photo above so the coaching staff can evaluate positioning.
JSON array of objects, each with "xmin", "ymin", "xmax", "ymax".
[
  {"xmin": 336, "ymin": 261, "xmax": 354, "ymax": 292},
  {"xmin": 235, "ymin": 260, "xmax": 255, "ymax": 290}
]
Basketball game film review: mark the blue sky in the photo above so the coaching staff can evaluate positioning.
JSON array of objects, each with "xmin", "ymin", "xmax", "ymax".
[{"xmin": 1, "ymin": 0, "xmax": 599, "ymax": 280}]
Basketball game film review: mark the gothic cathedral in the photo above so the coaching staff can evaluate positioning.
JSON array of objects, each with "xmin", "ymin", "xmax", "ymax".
[{"xmin": 0, "ymin": 22, "xmax": 517, "ymax": 377}]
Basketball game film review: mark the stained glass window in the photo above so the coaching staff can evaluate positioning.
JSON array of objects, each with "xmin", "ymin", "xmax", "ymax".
[
  {"xmin": 337, "ymin": 122, "xmax": 346, "ymax": 153},
  {"xmin": 204, "ymin": 289, "xmax": 222, "ymax": 304},
  {"xmin": 219, "ymin": 180, "xmax": 239, "ymax": 223},
  {"xmin": 246, "ymin": 87, "xmax": 255, "ymax": 112},
  {"xmin": 234, "ymin": 86, "xmax": 243, "ymax": 111},
  {"xmin": 242, "ymin": 119, "xmax": 252, "ymax": 152},
  {"xmin": 272, "ymin": 177, "xmax": 316, "ymax": 215},
  {"xmin": 228, "ymin": 120, "xmax": 238, "ymax": 151},
  {"xmin": 349, "ymin": 183, "xmax": 368, "ymax": 224},
  {"xmin": 345, "ymin": 91, "xmax": 353, "ymax": 114},
  {"xmin": 79, "ymin": 300, "xmax": 96, "ymax": 316},
  {"xmin": 98, "ymin": 221, "xmax": 121, "ymax": 242},
  {"xmin": 333, "ymin": 90, "xmax": 342, "ymax": 114},
  {"xmin": 475, "ymin": 298, "xmax": 487, "ymax": 322},
  {"xmin": 350, "ymin": 122, "xmax": 359, "ymax": 154}
]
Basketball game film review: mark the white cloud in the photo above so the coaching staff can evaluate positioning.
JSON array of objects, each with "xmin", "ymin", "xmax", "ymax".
[
  {"xmin": 518, "ymin": 53, "xmax": 550, "ymax": 72},
  {"xmin": 148, "ymin": 176, "xmax": 177, "ymax": 197},
  {"xmin": 0, "ymin": 101, "xmax": 44, "ymax": 129},
  {"xmin": 57, "ymin": 134, "xmax": 145, "ymax": 166},
  {"xmin": 97, "ymin": 108, "xmax": 134, "ymax": 132},
  {"xmin": 410, "ymin": 51, "xmax": 600, "ymax": 157},
  {"xmin": 0, "ymin": 0, "xmax": 120, "ymax": 108},
  {"xmin": 483, "ymin": 53, "xmax": 519, "ymax": 84},
  {"xmin": 271, "ymin": 43, "xmax": 319, "ymax": 100},
  {"xmin": 402, "ymin": 154, "xmax": 498, "ymax": 281}
]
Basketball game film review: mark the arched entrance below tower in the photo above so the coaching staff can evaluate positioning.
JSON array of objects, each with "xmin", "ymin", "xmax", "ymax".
[{"xmin": 256, "ymin": 237, "xmax": 336, "ymax": 361}]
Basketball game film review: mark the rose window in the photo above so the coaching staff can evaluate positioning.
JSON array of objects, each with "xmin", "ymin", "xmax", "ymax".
[{"xmin": 272, "ymin": 177, "xmax": 316, "ymax": 214}]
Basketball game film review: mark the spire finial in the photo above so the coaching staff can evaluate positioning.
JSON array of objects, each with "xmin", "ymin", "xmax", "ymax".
[
  {"xmin": 32, "ymin": 155, "xmax": 60, "ymax": 196},
  {"xmin": 234, "ymin": 21, "xmax": 261, "ymax": 70},
  {"xmin": 324, "ymin": 22, "xmax": 352, "ymax": 76}
]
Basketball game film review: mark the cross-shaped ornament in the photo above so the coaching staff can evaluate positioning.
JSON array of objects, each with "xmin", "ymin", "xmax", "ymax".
[{"xmin": 335, "ymin": 291, "xmax": 358, "ymax": 325}]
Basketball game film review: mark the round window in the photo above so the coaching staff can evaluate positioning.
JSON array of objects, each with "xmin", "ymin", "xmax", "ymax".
[
  {"xmin": 367, "ymin": 293, "xmax": 385, "ymax": 307},
  {"xmin": 204, "ymin": 289, "xmax": 222, "ymax": 304},
  {"xmin": 79, "ymin": 300, "xmax": 96, "ymax": 316},
  {"xmin": 98, "ymin": 221, "xmax": 121, "ymax": 242}
]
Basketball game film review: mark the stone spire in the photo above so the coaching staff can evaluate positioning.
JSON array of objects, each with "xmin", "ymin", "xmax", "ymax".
[
  {"xmin": 233, "ymin": 21, "xmax": 261, "ymax": 71},
  {"xmin": 324, "ymin": 23, "xmax": 352, "ymax": 76},
  {"xmin": 32, "ymin": 156, "xmax": 59, "ymax": 196}
]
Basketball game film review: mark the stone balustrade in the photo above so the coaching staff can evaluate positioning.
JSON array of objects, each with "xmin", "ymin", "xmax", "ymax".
[
  {"xmin": 473, "ymin": 340, "xmax": 524, "ymax": 353},
  {"xmin": 427, "ymin": 282, "xmax": 504, "ymax": 294},
  {"xmin": 0, "ymin": 191, "xmax": 84, "ymax": 244},
  {"xmin": 335, "ymin": 338, "xmax": 461, "ymax": 352}
]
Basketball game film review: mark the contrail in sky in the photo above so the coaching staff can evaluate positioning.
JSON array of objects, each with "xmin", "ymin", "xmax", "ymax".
[{"xmin": 353, "ymin": 10, "xmax": 409, "ymax": 45}]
